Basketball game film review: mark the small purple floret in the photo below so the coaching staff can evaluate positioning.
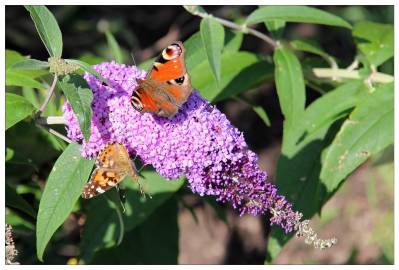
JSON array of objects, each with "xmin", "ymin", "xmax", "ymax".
[{"xmin": 62, "ymin": 61, "xmax": 300, "ymax": 233}]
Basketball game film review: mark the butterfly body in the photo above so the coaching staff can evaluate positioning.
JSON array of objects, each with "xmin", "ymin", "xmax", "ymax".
[
  {"xmin": 82, "ymin": 143, "xmax": 141, "ymax": 199},
  {"xmin": 131, "ymin": 41, "xmax": 192, "ymax": 118}
]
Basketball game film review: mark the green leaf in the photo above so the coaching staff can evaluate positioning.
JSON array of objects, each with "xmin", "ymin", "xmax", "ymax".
[
  {"xmin": 352, "ymin": 21, "xmax": 394, "ymax": 67},
  {"xmin": 10, "ymin": 59, "xmax": 49, "ymax": 70},
  {"xmin": 200, "ymin": 16, "xmax": 225, "ymax": 85},
  {"xmin": 90, "ymin": 197, "xmax": 179, "ymax": 264},
  {"xmin": 79, "ymin": 194, "xmax": 124, "ymax": 262},
  {"xmin": 236, "ymin": 97, "xmax": 271, "ymax": 127},
  {"xmin": 105, "ymin": 30, "xmax": 124, "ymax": 64},
  {"xmin": 185, "ymin": 30, "xmax": 241, "ymax": 77},
  {"xmin": 184, "ymin": 32, "xmax": 206, "ymax": 76},
  {"xmin": 25, "ymin": 5, "xmax": 63, "ymax": 57},
  {"xmin": 290, "ymin": 39, "xmax": 331, "ymax": 61},
  {"xmin": 6, "ymin": 147, "xmax": 14, "ymax": 161},
  {"xmin": 224, "ymin": 29, "xmax": 243, "ymax": 52},
  {"xmin": 121, "ymin": 170, "xmax": 185, "ymax": 231},
  {"xmin": 58, "ymin": 74, "xmax": 93, "ymax": 142},
  {"xmin": 265, "ymin": 20, "xmax": 285, "ymax": 39},
  {"xmin": 191, "ymin": 51, "xmax": 273, "ymax": 102},
  {"xmin": 183, "ymin": 5, "xmax": 207, "ymax": 15},
  {"xmin": 320, "ymin": 83, "xmax": 393, "ymax": 193},
  {"xmin": 265, "ymin": 82, "xmax": 378, "ymax": 261},
  {"xmin": 6, "ymin": 50, "xmax": 49, "ymax": 78},
  {"xmin": 22, "ymin": 87, "xmax": 40, "ymax": 109},
  {"xmin": 247, "ymin": 6, "xmax": 352, "ymax": 29},
  {"xmin": 5, "ymin": 182, "xmax": 37, "ymax": 218},
  {"xmin": 6, "ymin": 208, "xmax": 35, "ymax": 231},
  {"xmin": 273, "ymin": 47, "xmax": 305, "ymax": 128},
  {"xmin": 65, "ymin": 59, "xmax": 108, "ymax": 85},
  {"xmin": 6, "ymin": 71, "xmax": 45, "ymax": 90},
  {"xmin": 303, "ymin": 81, "xmax": 367, "ymax": 138},
  {"xmin": 5, "ymin": 49, "xmax": 25, "ymax": 69},
  {"xmin": 251, "ymin": 105, "xmax": 271, "ymax": 127},
  {"xmin": 5, "ymin": 93, "xmax": 35, "ymax": 130},
  {"xmin": 36, "ymin": 142, "xmax": 95, "ymax": 261}
]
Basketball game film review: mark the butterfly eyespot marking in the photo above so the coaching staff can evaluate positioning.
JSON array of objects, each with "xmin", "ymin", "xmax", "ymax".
[
  {"xmin": 174, "ymin": 76, "xmax": 185, "ymax": 85},
  {"xmin": 131, "ymin": 96, "xmax": 143, "ymax": 111},
  {"xmin": 162, "ymin": 44, "xmax": 182, "ymax": 60}
]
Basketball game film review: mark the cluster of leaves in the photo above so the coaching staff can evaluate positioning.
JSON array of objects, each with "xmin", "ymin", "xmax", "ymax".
[{"xmin": 5, "ymin": 5, "xmax": 393, "ymax": 264}]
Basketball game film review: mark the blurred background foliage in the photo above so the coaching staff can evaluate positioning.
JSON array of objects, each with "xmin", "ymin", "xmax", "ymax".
[{"xmin": 5, "ymin": 5, "xmax": 393, "ymax": 264}]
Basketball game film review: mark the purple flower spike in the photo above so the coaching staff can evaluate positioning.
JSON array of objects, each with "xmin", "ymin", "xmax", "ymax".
[{"xmin": 63, "ymin": 62, "xmax": 337, "ymax": 248}]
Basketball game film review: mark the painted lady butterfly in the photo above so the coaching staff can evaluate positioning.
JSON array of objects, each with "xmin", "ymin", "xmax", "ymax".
[{"xmin": 81, "ymin": 142, "xmax": 143, "ymax": 199}]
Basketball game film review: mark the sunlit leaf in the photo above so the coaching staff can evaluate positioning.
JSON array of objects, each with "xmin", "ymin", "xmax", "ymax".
[
  {"xmin": 265, "ymin": 19, "xmax": 285, "ymax": 39},
  {"xmin": 5, "ymin": 93, "xmax": 35, "ymax": 130},
  {"xmin": 10, "ymin": 59, "xmax": 49, "ymax": 70},
  {"xmin": 25, "ymin": 5, "xmax": 63, "ymax": 57},
  {"xmin": 273, "ymin": 46, "xmax": 305, "ymax": 128},
  {"xmin": 320, "ymin": 82, "xmax": 393, "ymax": 193},
  {"xmin": 6, "ymin": 71, "xmax": 45, "ymax": 90},
  {"xmin": 191, "ymin": 51, "xmax": 273, "ymax": 102},
  {"xmin": 65, "ymin": 59, "xmax": 108, "ymax": 84},
  {"xmin": 200, "ymin": 16, "xmax": 225, "ymax": 85},
  {"xmin": 36, "ymin": 143, "xmax": 94, "ymax": 261},
  {"xmin": 6, "ymin": 50, "xmax": 48, "ymax": 78},
  {"xmin": 265, "ymin": 81, "xmax": 379, "ymax": 262},
  {"xmin": 247, "ymin": 6, "xmax": 352, "ymax": 29},
  {"xmin": 352, "ymin": 21, "xmax": 394, "ymax": 66},
  {"xmin": 58, "ymin": 74, "xmax": 93, "ymax": 142},
  {"xmin": 224, "ymin": 29, "xmax": 243, "ymax": 52}
]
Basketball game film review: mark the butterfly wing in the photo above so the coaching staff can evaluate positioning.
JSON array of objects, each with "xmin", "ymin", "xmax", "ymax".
[
  {"xmin": 131, "ymin": 41, "xmax": 192, "ymax": 118},
  {"xmin": 82, "ymin": 168, "xmax": 123, "ymax": 199},
  {"xmin": 81, "ymin": 143, "xmax": 141, "ymax": 199}
]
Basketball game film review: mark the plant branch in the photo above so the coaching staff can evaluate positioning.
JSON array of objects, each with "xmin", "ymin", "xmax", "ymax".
[
  {"xmin": 38, "ymin": 75, "xmax": 58, "ymax": 115},
  {"xmin": 188, "ymin": 8, "xmax": 277, "ymax": 49},
  {"xmin": 47, "ymin": 127, "xmax": 72, "ymax": 144},
  {"xmin": 36, "ymin": 116, "xmax": 66, "ymax": 125},
  {"xmin": 312, "ymin": 68, "xmax": 394, "ymax": 84},
  {"xmin": 37, "ymin": 123, "xmax": 72, "ymax": 144}
]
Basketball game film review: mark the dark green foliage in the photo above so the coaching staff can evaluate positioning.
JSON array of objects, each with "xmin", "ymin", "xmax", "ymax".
[{"xmin": 5, "ymin": 5, "xmax": 393, "ymax": 265}]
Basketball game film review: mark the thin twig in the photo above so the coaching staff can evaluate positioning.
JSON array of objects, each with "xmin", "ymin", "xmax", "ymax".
[
  {"xmin": 38, "ymin": 75, "xmax": 58, "ymax": 115},
  {"xmin": 36, "ymin": 116, "xmax": 66, "ymax": 125},
  {"xmin": 48, "ymin": 128, "xmax": 72, "ymax": 143},
  {"xmin": 190, "ymin": 10, "xmax": 277, "ymax": 49},
  {"xmin": 39, "ymin": 124, "xmax": 72, "ymax": 144}
]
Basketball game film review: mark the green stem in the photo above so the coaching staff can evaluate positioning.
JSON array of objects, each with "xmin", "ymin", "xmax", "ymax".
[
  {"xmin": 312, "ymin": 68, "xmax": 393, "ymax": 84},
  {"xmin": 37, "ymin": 75, "xmax": 58, "ymax": 115}
]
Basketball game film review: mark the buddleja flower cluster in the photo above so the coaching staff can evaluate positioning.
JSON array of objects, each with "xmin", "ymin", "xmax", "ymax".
[{"xmin": 63, "ymin": 61, "xmax": 336, "ymax": 248}]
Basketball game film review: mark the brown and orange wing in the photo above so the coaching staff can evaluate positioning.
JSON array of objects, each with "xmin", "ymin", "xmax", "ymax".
[
  {"xmin": 131, "ymin": 41, "xmax": 193, "ymax": 118},
  {"xmin": 148, "ymin": 41, "xmax": 186, "ymax": 81},
  {"xmin": 147, "ymin": 42, "xmax": 192, "ymax": 107},
  {"xmin": 81, "ymin": 168, "xmax": 122, "ymax": 199},
  {"xmin": 81, "ymin": 142, "xmax": 143, "ymax": 199}
]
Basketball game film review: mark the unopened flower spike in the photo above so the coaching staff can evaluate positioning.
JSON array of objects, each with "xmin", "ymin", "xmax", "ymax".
[{"xmin": 62, "ymin": 61, "xmax": 337, "ymax": 249}]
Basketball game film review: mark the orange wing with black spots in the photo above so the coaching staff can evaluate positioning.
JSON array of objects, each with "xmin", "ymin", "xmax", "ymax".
[
  {"xmin": 81, "ymin": 143, "xmax": 142, "ymax": 199},
  {"xmin": 131, "ymin": 41, "xmax": 192, "ymax": 118}
]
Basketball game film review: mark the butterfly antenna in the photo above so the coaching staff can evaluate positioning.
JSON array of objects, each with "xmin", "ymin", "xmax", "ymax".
[{"xmin": 130, "ymin": 51, "xmax": 137, "ymax": 66}]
